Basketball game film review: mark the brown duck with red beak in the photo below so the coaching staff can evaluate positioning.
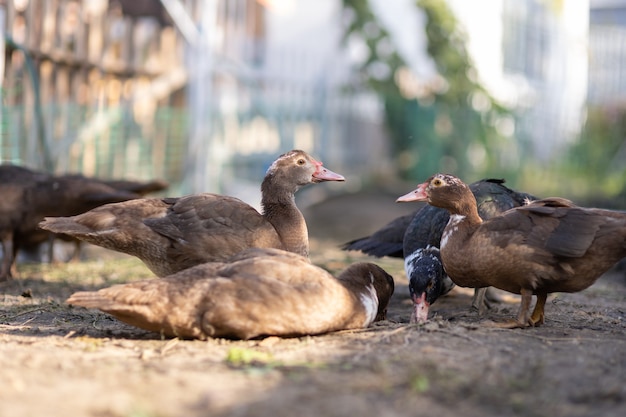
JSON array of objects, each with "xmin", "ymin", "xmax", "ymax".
[
  {"xmin": 40, "ymin": 150, "xmax": 345, "ymax": 277},
  {"xmin": 397, "ymin": 173, "xmax": 626, "ymax": 328}
]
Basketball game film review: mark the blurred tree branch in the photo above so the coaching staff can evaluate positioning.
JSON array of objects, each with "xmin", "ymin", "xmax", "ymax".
[{"xmin": 341, "ymin": 0, "xmax": 516, "ymax": 182}]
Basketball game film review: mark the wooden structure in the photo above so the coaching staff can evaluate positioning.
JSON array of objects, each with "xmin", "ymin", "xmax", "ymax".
[
  {"xmin": 1, "ymin": 0, "xmax": 388, "ymax": 196},
  {"xmin": 1, "ymin": 0, "xmax": 203, "ymax": 187}
]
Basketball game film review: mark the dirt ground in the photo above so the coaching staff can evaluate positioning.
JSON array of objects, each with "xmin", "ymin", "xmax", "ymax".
[{"xmin": 1, "ymin": 191, "xmax": 625, "ymax": 417}]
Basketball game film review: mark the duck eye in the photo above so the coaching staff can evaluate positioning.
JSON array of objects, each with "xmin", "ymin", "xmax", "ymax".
[
  {"xmin": 432, "ymin": 178, "xmax": 443, "ymax": 187},
  {"xmin": 297, "ymin": 159, "xmax": 306, "ymax": 165}
]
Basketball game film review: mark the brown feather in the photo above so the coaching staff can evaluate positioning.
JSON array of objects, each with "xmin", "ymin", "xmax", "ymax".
[
  {"xmin": 40, "ymin": 151, "xmax": 344, "ymax": 276},
  {"xmin": 66, "ymin": 248, "xmax": 394, "ymax": 340},
  {"xmin": 402, "ymin": 173, "xmax": 626, "ymax": 327}
]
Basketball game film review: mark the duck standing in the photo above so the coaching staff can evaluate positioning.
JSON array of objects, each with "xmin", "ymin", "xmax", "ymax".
[
  {"xmin": 39, "ymin": 150, "xmax": 344, "ymax": 276},
  {"xmin": 397, "ymin": 173, "xmax": 626, "ymax": 328},
  {"xmin": 345, "ymin": 178, "xmax": 535, "ymax": 322}
]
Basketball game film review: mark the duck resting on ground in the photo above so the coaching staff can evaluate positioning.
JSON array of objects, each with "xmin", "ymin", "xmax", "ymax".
[
  {"xmin": 397, "ymin": 173, "xmax": 626, "ymax": 328},
  {"xmin": 66, "ymin": 248, "xmax": 395, "ymax": 340},
  {"xmin": 344, "ymin": 179, "xmax": 536, "ymax": 323},
  {"xmin": 39, "ymin": 150, "xmax": 345, "ymax": 277}
]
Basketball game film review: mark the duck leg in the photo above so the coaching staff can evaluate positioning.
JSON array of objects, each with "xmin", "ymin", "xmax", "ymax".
[
  {"xmin": 514, "ymin": 288, "xmax": 535, "ymax": 327},
  {"xmin": 471, "ymin": 287, "xmax": 505, "ymax": 315},
  {"xmin": 529, "ymin": 292, "xmax": 547, "ymax": 326},
  {"xmin": 47, "ymin": 234, "xmax": 82, "ymax": 263},
  {"xmin": 46, "ymin": 233, "xmax": 56, "ymax": 263},
  {"xmin": 69, "ymin": 240, "xmax": 83, "ymax": 263},
  {"xmin": 485, "ymin": 287, "xmax": 505, "ymax": 304},
  {"xmin": 9, "ymin": 239, "xmax": 20, "ymax": 278},
  {"xmin": 1, "ymin": 233, "xmax": 15, "ymax": 281},
  {"xmin": 487, "ymin": 288, "xmax": 533, "ymax": 328},
  {"xmin": 471, "ymin": 288, "xmax": 488, "ymax": 314}
]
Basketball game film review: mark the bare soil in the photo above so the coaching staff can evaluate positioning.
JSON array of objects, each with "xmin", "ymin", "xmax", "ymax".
[{"xmin": 1, "ymin": 191, "xmax": 625, "ymax": 417}]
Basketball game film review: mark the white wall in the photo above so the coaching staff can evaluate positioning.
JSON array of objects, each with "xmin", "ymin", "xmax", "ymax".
[
  {"xmin": 263, "ymin": 0, "xmax": 345, "ymax": 83},
  {"xmin": 447, "ymin": 0, "xmax": 589, "ymax": 157}
]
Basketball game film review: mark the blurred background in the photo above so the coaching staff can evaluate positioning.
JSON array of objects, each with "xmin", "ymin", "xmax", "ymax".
[{"xmin": 1, "ymin": 0, "xmax": 625, "ymax": 207}]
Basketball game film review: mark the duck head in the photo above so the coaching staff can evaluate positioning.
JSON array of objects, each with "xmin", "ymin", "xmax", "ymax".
[
  {"xmin": 264, "ymin": 150, "xmax": 345, "ymax": 193},
  {"xmin": 339, "ymin": 263, "xmax": 395, "ymax": 323},
  {"xmin": 405, "ymin": 246, "xmax": 454, "ymax": 323},
  {"xmin": 396, "ymin": 173, "xmax": 473, "ymax": 215}
]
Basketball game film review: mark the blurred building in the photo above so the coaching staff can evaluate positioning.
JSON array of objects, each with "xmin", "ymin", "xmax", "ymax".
[
  {"xmin": 0, "ymin": 0, "xmax": 621, "ymax": 199},
  {"xmin": 0, "ymin": 0, "xmax": 387, "ymax": 201},
  {"xmin": 373, "ymin": 0, "xmax": 590, "ymax": 161},
  {"xmin": 589, "ymin": 0, "xmax": 626, "ymax": 104},
  {"xmin": 455, "ymin": 0, "xmax": 588, "ymax": 161}
]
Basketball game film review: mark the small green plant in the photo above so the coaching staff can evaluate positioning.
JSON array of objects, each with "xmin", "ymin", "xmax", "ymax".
[
  {"xmin": 225, "ymin": 347, "xmax": 275, "ymax": 367},
  {"xmin": 410, "ymin": 374, "xmax": 430, "ymax": 393}
]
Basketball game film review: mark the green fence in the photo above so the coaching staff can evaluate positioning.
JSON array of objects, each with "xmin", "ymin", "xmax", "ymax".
[{"xmin": 1, "ymin": 101, "xmax": 190, "ymax": 193}]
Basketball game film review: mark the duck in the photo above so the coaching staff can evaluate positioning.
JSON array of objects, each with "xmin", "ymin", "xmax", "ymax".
[
  {"xmin": 344, "ymin": 179, "xmax": 536, "ymax": 322},
  {"xmin": 93, "ymin": 178, "xmax": 169, "ymax": 196},
  {"xmin": 39, "ymin": 150, "xmax": 345, "ymax": 277},
  {"xmin": 342, "ymin": 211, "xmax": 414, "ymax": 258},
  {"xmin": 0, "ymin": 165, "xmax": 49, "ymax": 280},
  {"xmin": 19, "ymin": 173, "xmax": 146, "ymax": 247},
  {"xmin": 0, "ymin": 165, "xmax": 142, "ymax": 281},
  {"xmin": 397, "ymin": 173, "xmax": 626, "ymax": 328},
  {"xmin": 37, "ymin": 174, "xmax": 170, "ymax": 263},
  {"xmin": 65, "ymin": 248, "xmax": 395, "ymax": 340}
]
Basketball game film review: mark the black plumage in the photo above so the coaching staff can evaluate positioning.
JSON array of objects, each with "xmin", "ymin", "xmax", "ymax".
[{"xmin": 341, "ymin": 212, "xmax": 414, "ymax": 258}]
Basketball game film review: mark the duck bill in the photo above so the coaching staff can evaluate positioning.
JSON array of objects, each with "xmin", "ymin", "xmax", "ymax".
[
  {"xmin": 409, "ymin": 292, "xmax": 430, "ymax": 324},
  {"xmin": 396, "ymin": 182, "xmax": 428, "ymax": 202},
  {"xmin": 312, "ymin": 161, "xmax": 345, "ymax": 182}
]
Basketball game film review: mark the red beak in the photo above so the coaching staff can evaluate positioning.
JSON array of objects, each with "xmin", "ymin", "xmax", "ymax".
[
  {"xmin": 312, "ymin": 160, "xmax": 345, "ymax": 182},
  {"xmin": 396, "ymin": 181, "xmax": 429, "ymax": 203},
  {"xmin": 410, "ymin": 292, "xmax": 430, "ymax": 324}
]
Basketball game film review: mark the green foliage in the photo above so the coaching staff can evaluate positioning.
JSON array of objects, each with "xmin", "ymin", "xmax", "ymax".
[
  {"xmin": 225, "ymin": 347, "xmax": 276, "ymax": 367},
  {"xmin": 410, "ymin": 373, "xmax": 430, "ymax": 393},
  {"xmin": 420, "ymin": 0, "xmax": 474, "ymax": 106},
  {"xmin": 342, "ymin": 0, "xmax": 516, "ymax": 182},
  {"xmin": 560, "ymin": 104, "xmax": 626, "ymax": 202},
  {"xmin": 341, "ymin": 0, "xmax": 405, "ymax": 92}
]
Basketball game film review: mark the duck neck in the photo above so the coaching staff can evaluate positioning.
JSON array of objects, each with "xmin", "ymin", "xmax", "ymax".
[
  {"xmin": 455, "ymin": 199, "xmax": 483, "ymax": 225},
  {"xmin": 261, "ymin": 177, "xmax": 309, "ymax": 257}
]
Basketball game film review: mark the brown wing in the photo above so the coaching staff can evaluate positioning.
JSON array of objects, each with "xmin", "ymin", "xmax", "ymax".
[
  {"xmin": 39, "ymin": 198, "xmax": 170, "ymax": 241},
  {"xmin": 143, "ymin": 194, "xmax": 283, "ymax": 265},
  {"xmin": 479, "ymin": 204, "xmax": 610, "ymax": 259},
  {"xmin": 67, "ymin": 251, "xmax": 356, "ymax": 340},
  {"xmin": 67, "ymin": 263, "xmax": 225, "ymax": 339}
]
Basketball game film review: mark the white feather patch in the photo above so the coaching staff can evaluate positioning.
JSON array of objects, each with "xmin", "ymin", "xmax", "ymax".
[
  {"xmin": 404, "ymin": 245, "xmax": 439, "ymax": 277},
  {"xmin": 440, "ymin": 214, "xmax": 465, "ymax": 249},
  {"xmin": 359, "ymin": 280, "xmax": 379, "ymax": 327}
]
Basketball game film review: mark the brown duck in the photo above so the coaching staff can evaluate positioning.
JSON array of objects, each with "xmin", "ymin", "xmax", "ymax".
[
  {"xmin": 36, "ymin": 174, "xmax": 169, "ymax": 263},
  {"xmin": 0, "ymin": 165, "xmax": 144, "ymax": 280},
  {"xmin": 346, "ymin": 178, "xmax": 536, "ymax": 323},
  {"xmin": 397, "ymin": 173, "xmax": 626, "ymax": 328},
  {"xmin": 66, "ymin": 248, "xmax": 395, "ymax": 340},
  {"xmin": 39, "ymin": 150, "xmax": 345, "ymax": 276}
]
